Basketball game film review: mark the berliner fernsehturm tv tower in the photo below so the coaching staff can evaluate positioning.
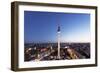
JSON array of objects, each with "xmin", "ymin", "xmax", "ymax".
[{"xmin": 57, "ymin": 24, "xmax": 61, "ymax": 59}]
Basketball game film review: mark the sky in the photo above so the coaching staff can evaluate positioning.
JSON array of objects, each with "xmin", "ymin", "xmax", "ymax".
[{"xmin": 24, "ymin": 11, "xmax": 90, "ymax": 43}]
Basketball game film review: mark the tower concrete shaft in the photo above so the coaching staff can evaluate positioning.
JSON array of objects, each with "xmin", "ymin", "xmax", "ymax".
[{"xmin": 57, "ymin": 32, "xmax": 60, "ymax": 59}]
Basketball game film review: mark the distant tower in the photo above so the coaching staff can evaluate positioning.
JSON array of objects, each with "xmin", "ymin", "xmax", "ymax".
[{"xmin": 57, "ymin": 24, "xmax": 61, "ymax": 59}]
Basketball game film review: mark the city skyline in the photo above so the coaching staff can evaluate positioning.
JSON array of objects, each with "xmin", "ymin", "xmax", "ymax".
[{"xmin": 24, "ymin": 11, "xmax": 90, "ymax": 43}]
